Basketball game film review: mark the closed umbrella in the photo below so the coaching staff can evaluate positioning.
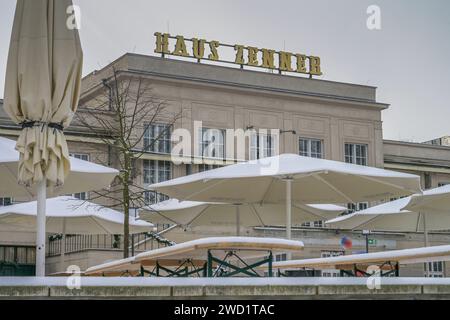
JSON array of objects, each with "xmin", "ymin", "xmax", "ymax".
[
  {"xmin": 148, "ymin": 154, "xmax": 421, "ymax": 240},
  {"xmin": 139, "ymin": 199, "xmax": 346, "ymax": 235},
  {"xmin": 3, "ymin": 0, "xmax": 84, "ymax": 276},
  {"xmin": 0, "ymin": 196, "xmax": 154, "ymax": 271},
  {"xmin": 0, "ymin": 136, "xmax": 118, "ymax": 198}
]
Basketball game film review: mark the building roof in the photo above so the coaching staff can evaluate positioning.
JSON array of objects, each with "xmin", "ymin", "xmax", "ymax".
[
  {"xmin": 81, "ymin": 53, "xmax": 388, "ymax": 109},
  {"xmin": 383, "ymin": 139, "xmax": 450, "ymax": 173}
]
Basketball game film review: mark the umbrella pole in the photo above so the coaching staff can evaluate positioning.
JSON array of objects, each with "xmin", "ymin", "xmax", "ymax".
[
  {"xmin": 36, "ymin": 179, "xmax": 46, "ymax": 276},
  {"xmin": 423, "ymin": 213, "xmax": 429, "ymax": 277},
  {"xmin": 285, "ymin": 179, "xmax": 292, "ymax": 240},
  {"xmin": 285, "ymin": 179, "xmax": 292, "ymax": 260},
  {"xmin": 236, "ymin": 206, "xmax": 240, "ymax": 236},
  {"xmin": 60, "ymin": 218, "xmax": 66, "ymax": 273}
]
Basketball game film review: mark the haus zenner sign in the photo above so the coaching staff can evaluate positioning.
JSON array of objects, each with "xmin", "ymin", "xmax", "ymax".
[{"xmin": 154, "ymin": 32, "xmax": 323, "ymax": 77}]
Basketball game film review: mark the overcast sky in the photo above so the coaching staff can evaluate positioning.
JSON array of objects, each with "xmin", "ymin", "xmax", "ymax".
[{"xmin": 0, "ymin": 0, "xmax": 449, "ymax": 142}]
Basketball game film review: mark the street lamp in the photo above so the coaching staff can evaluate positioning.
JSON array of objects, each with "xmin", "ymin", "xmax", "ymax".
[{"xmin": 362, "ymin": 230, "xmax": 371, "ymax": 253}]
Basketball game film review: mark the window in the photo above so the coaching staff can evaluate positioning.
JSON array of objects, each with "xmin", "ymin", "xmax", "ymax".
[
  {"xmin": 302, "ymin": 220, "xmax": 324, "ymax": 228},
  {"xmin": 198, "ymin": 127, "xmax": 225, "ymax": 159},
  {"xmin": 0, "ymin": 246, "xmax": 35, "ymax": 264},
  {"xmin": 320, "ymin": 251, "xmax": 344, "ymax": 277},
  {"xmin": 186, "ymin": 164, "xmax": 193, "ymax": 176},
  {"xmin": 144, "ymin": 123, "xmax": 171, "ymax": 154},
  {"xmin": 198, "ymin": 164, "xmax": 221, "ymax": 172},
  {"xmin": 70, "ymin": 153, "xmax": 90, "ymax": 200},
  {"xmin": 250, "ymin": 132, "xmax": 277, "ymax": 160},
  {"xmin": 143, "ymin": 160, "xmax": 171, "ymax": 184},
  {"xmin": 73, "ymin": 193, "xmax": 87, "ymax": 201},
  {"xmin": 299, "ymin": 138, "xmax": 323, "ymax": 158},
  {"xmin": 0, "ymin": 198, "xmax": 12, "ymax": 206},
  {"xmin": 274, "ymin": 253, "xmax": 287, "ymax": 262},
  {"xmin": 346, "ymin": 202, "xmax": 368, "ymax": 214},
  {"xmin": 70, "ymin": 153, "xmax": 89, "ymax": 161},
  {"xmin": 425, "ymin": 261, "xmax": 445, "ymax": 278},
  {"xmin": 345, "ymin": 143, "xmax": 368, "ymax": 165},
  {"xmin": 143, "ymin": 160, "xmax": 172, "ymax": 204}
]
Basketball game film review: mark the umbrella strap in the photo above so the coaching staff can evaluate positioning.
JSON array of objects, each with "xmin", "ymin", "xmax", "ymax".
[{"xmin": 21, "ymin": 121, "xmax": 64, "ymax": 134}]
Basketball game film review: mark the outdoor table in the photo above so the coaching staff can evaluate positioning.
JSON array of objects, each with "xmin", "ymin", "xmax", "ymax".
[
  {"xmin": 85, "ymin": 237, "xmax": 304, "ymax": 277},
  {"xmin": 263, "ymin": 244, "xmax": 450, "ymax": 277}
]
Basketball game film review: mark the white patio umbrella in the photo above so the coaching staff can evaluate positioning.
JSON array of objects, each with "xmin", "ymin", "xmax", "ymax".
[
  {"xmin": 139, "ymin": 199, "xmax": 346, "ymax": 235},
  {"xmin": 0, "ymin": 137, "xmax": 118, "ymax": 198},
  {"xmin": 0, "ymin": 196, "xmax": 154, "ymax": 271},
  {"xmin": 326, "ymin": 185, "xmax": 450, "ymax": 276},
  {"xmin": 148, "ymin": 154, "xmax": 421, "ymax": 240},
  {"xmin": 326, "ymin": 185, "xmax": 450, "ymax": 245},
  {"xmin": 3, "ymin": 0, "xmax": 84, "ymax": 276}
]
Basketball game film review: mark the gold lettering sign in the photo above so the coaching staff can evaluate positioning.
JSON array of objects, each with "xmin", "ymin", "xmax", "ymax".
[{"xmin": 154, "ymin": 32, "xmax": 323, "ymax": 76}]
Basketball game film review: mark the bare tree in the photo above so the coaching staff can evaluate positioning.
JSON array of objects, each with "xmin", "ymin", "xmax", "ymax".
[{"xmin": 76, "ymin": 68, "xmax": 180, "ymax": 258}]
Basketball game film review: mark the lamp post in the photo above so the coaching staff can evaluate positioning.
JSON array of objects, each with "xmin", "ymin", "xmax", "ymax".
[{"xmin": 362, "ymin": 230, "xmax": 370, "ymax": 253}]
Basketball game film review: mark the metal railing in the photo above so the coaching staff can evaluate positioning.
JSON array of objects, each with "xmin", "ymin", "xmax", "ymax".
[{"xmin": 46, "ymin": 232, "xmax": 175, "ymax": 257}]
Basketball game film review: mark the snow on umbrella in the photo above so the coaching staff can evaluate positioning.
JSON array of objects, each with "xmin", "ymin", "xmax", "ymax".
[
  {"xmin": 325, "ymin": 185, "xmax": 450, "ymax": 276},
  {"xmin": 0, "ymin": 196, "xmax": 153, "ymax": 234},
  {"xmin": 0, "ymin": 137, "xmax": 118, "ymax": 198},
  {"xmin": 0, "ymin": 196, "xmax": 154, "ymax": 272},
  {"xmin": 148, "ymin": 154, "xmax": 421, "ymax": 240},
  {"xmin": 326, "ymin": 185, "xmax": 450, "ymax": 234}
]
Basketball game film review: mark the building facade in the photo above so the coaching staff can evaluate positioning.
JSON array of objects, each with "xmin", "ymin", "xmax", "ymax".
[{"xmin": 1, "ymin": 53, "xmax": 450, "ymax": 276}]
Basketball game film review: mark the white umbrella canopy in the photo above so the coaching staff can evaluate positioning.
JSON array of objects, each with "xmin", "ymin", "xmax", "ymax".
[
  {"xmin": 0, "ymin": 137, "xmax": 118, "ymax": 198},
  {"xmin": 0, "ymin": 196, "xmax": 153, "ymax": 234},
  {"xmin": 148, "ymin": 154, "xmax": 421, "ymax": 241},
  {"xmin": 326, "ymin": 185, "xmax": 450, "ymax": 233},
  {"xmin": 139, "ymin": 199, "xmax": 347, "ymax": 228},
  {"xmin": 148, "ymin": 154, "xmax": 421, "ymax": 204},
  {"xmin": 0, "ymin": 196, "xmax": 153, "ymax": 274},
  {"xmin": 325, "ymin": 196, "xmax": 415, "ymax": 231},
  {"xmin": 404, "ymin": 184, "xmax": 450, "ymax": 216}
]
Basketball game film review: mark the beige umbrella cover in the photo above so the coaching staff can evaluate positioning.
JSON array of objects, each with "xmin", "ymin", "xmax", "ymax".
[
  {"xmin": 3, "ymin": 0, "xmax": 83, "ymax": 276},
  {"xmin": 3, "ymin": 0, "xmax": 83, "ymax": 186}
]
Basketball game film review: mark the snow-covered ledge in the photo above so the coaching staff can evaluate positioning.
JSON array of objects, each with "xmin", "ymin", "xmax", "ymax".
[{"xmin": 1, "ymin": 277, "xmax": 450, "ymax": 299}]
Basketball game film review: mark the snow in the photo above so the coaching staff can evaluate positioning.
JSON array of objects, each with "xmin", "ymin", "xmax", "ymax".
[
  {"xmin": 326, "ymin": 197, "xmax": 412, "ymax": 226},
  {"xmin": 0, "ymin": 196, "xmax": 150, "ymax": 225},
  {"xmin": 306, "ymin": 204, "xmax": 347, "ymax": 212},
  {"xmin": 422, "ymin": 184, "xmax": 450, "ymax": 196},
  {"xmin": 326, "ymin": 183, "xmax": 450, "ymax": 229},
  {"xmin": 149, "ymin": 154, "xmax": 421, "ymax": 188},
  {"xmin": 272, "ymin": 245, "xmax": 450, "ymax": 269},
  {"xmin": 0, "ymin": 196, "xmax": 153, "ymax": 234},
  {"xmin": 0, "ymin": 137, "xmax": 118, "ymax": 174},
  {"xmin": 69, "ymin": 156, "xmax": 118, "ymax": 174},
  {"xmin": 86, "ymin": 236, "xmax": 305, "ymax": 274},
  {"xmin": 135, "ymin": 236, "xmax": 304, "ymax": 260},
  {"xmin": 1, "ymin": 276, "xmax": 450, "ymax": 287}
]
